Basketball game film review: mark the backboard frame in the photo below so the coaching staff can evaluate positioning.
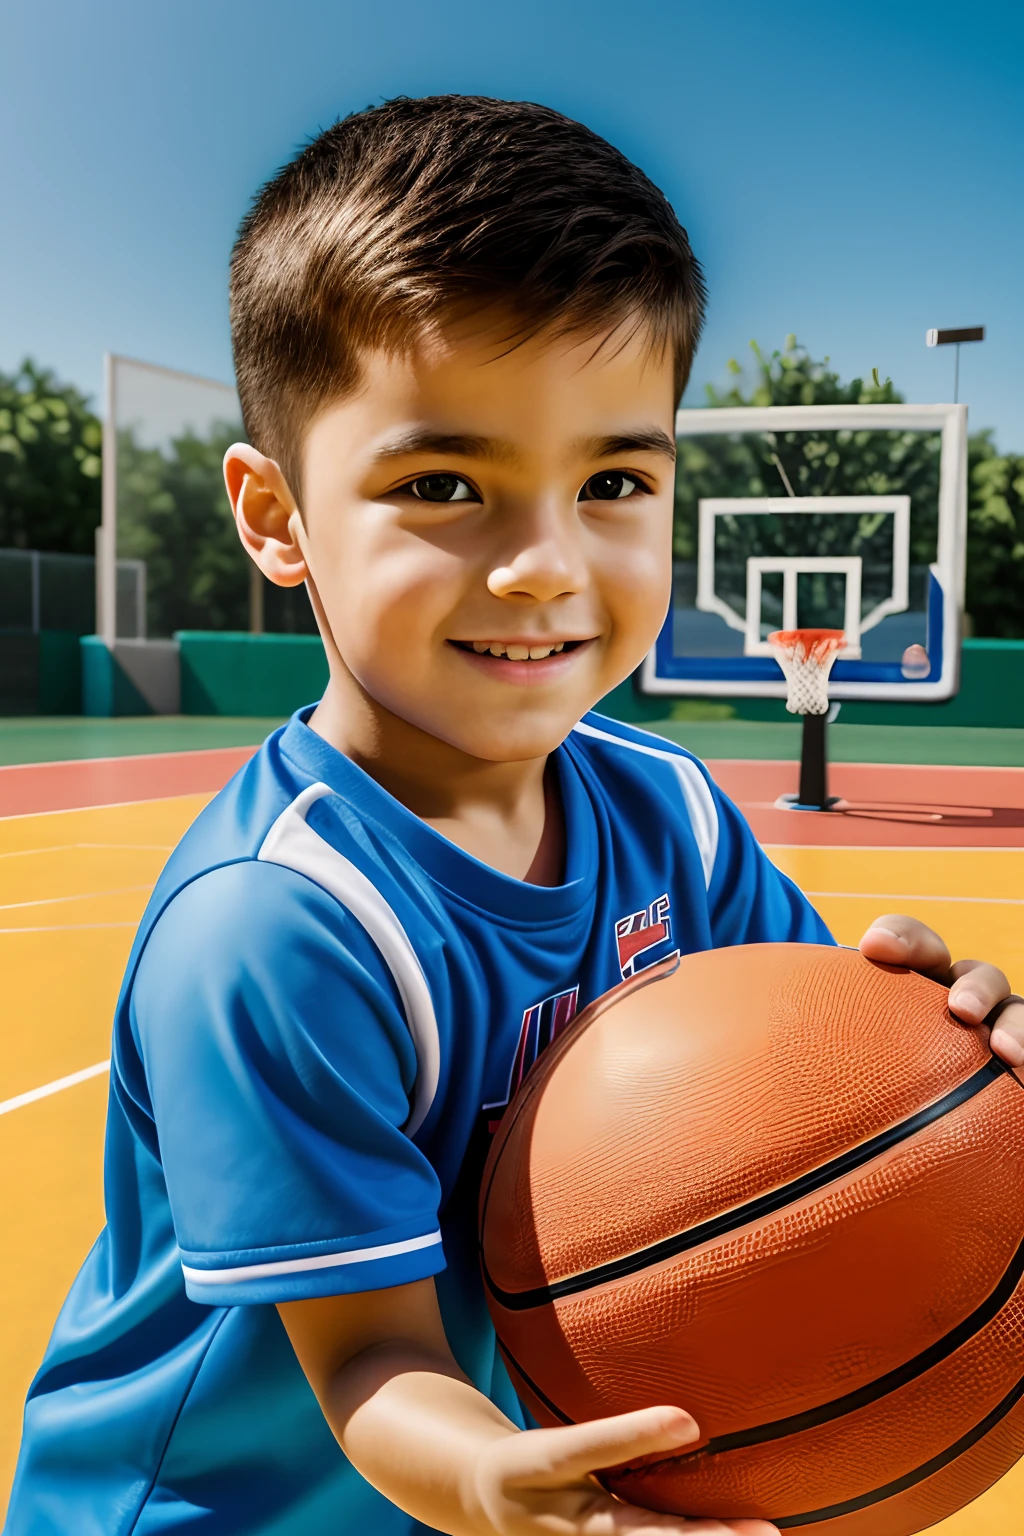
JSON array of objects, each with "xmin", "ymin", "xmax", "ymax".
[
  {"xmin": 97, "ymin": 353, "xmax": 242, "ymax": 647},
  {"xmin": 640, "ymin": 402, "xmax": 968, "ymax": 702}
]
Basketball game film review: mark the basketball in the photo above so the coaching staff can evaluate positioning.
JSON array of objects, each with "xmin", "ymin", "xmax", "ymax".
[{"xmin": 479, "ymin": 944, "xmax": 1024, "ymax": 1535}]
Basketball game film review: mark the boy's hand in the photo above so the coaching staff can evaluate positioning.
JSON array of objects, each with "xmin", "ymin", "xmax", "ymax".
[
  {"xmin": 858, "ymin": 915, "xmax": 1024, "ymax": 1069},
  {"xmin": 280, "ymin": 1282, "xmax": 775, "ymax": 1536},
  {"xmin": 472, "ymin": 1404, "xmax": 775, "ymax": 1534}
]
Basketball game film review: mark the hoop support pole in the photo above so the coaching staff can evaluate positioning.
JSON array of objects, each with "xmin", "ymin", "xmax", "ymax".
[{"xmin": 795, "ymin": 713, "xmax": 834, "ymax": 812}]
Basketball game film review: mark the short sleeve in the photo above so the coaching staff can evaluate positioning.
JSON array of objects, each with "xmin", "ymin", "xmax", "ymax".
[
  {"xmin": 130, "ymin": 859, "xmax": 445, "ymax": 1306},
  {"xmin": 705, "ymin": 777, "xmax": 835, "ymax": 948}
]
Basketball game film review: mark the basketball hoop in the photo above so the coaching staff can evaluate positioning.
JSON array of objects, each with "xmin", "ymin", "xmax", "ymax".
[
  {"xmin": 767, "ymin": 629, "xmax": 846, "ymax": 716},
  {"xmin": 767, "ymin": 629, "xmax": 846, "ymax": 812}
]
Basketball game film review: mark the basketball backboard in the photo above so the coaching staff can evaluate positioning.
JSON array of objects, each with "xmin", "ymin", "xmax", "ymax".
[
  {"xmin": 98, "ymin": 355, "xmax": 245, "ymax": 646},
  {"xmin": 640, "ymin": 403, "xmax": 967, "ymax": 701}
]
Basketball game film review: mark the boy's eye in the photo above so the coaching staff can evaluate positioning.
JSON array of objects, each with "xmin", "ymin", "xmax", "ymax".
[
  {"xmin": 406, "ymin": 474, "xmax": 476, "ymax": 503},
  {"xmin": 579, "ymin": 471, "xmax": 641, "ymax": 501}
]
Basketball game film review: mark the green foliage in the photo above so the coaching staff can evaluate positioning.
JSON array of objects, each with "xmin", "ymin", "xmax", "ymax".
[
  {"xmin": 677, "ymin": 339, "xmax": 940, "ymax": 626},
  {"xmin": 115, "ymin": 423, "xmax": 317, "ymax": 637},
  {"xmin": 116, "ymin": 423, "xmax": 251, "ymax": 635},
  {"xmin": 0, "ymin": 360, "xmax": 102, "ymax": 554},
  {"xmin": 691, "ymin": 336, "xmax": 1024, "ymax": 638},
  {"xmin": 703, "ymin": 336, "xmax": 902, "ymax": 411},
  {"xmin": 965, "ymin": 435, "xmax": 1024, "ymax": 638}
]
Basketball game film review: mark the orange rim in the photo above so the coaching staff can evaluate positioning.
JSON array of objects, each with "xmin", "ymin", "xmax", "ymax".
[{"xmin": 768, "ymin": 628, "xmax": 846, "ymax": 659}]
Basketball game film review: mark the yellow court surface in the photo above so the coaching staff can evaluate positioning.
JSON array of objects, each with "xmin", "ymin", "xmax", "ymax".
[{"xmin": 1, "ymin": 793, "xmax": 1023, "ymax": 1530}]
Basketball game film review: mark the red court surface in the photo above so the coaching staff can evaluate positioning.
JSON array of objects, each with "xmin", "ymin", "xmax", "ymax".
[
  {"xmin": 712, "ymin": 759, "xmax": 1024, "ymax": 847},
  {"xmin": 4, "ymin": 746, "xmax": 1023, "ymax": 848},
  {"xmin": 3, "ymin": 738, "xmax": 1023, "ymax": 1533},
  {"xmin": 0, "ymin": 747, "xmax": 255, "ymax": 818}
]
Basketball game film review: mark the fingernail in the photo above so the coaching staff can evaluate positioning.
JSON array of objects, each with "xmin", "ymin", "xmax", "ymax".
[
  {"xmin": 950, "ymin": 989, "xmax": 984, "ymax": 1018},
  {"xmin": 991, "ymin": 1028, "xmax": 1024, "ymax": 1068},
  {"xmin": 867, "ymin": 925, "xmax": 908, "ymax": 946}
]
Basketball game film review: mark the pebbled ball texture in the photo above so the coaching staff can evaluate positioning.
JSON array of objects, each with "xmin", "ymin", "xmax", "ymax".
[{"xmin": 479, "ymin": 943, "xmax": 1024, "ymax": 1535}]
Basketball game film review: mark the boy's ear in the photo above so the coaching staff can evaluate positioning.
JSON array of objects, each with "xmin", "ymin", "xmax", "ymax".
[{"xmin": 223, "ymin": 443, "xmax": 308, "ymax": 589}]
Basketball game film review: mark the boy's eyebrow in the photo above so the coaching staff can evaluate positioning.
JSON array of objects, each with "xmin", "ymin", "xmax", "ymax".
[
  {"xmin": 371, "ymin": 429, "xmax": 522, "ymax": 466},
  {"xmin": 370, "ymin": 426, "xmax": 677, "ymax": 467},
  {"xmin": 577, "ymin": 428, "xmax": 677, "ymax": 462}
]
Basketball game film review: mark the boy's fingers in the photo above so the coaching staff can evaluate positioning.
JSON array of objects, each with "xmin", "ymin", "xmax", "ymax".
[
  {"xmin": 988, "ymin": 998, "xmax": 1024, "ymax": 1070},
  {"xmin": 510, "ymin": 1406, "xmax": 699, "ymax": 1488},
  {"xmin": 947, "ymin": 959, "xmax": 1012, "ymax": 1025},
  {"xmin": 859, "ymin": 915, "xmax": 951, "ymax": 978}
]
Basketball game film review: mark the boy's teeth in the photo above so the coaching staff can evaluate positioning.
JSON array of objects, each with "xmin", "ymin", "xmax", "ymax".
[{"xmin": 469, "ymin": 640, "xmax": 569, "ymax": 659}]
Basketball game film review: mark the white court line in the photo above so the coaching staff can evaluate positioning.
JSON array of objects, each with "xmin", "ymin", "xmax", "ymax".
[
  {"xmin": 803, "ymin": 890, "xmax": 1024, "ymax": 905},
  {"xmin": 74, "ymin": 843, "xmax": 175, "ymax": 851},
  {"xmin": 0, "ymin": 885, "xmax": 152, "ymax": 913},
  {"xmin": 765, "ymin": 843, "xmax": 1024, "ymax": 854},
  {"xmin": 1, "ymin": 794, "xmax": 213, "ymax": 823},
  {"xmin": 0, "ymin": 1060, "xmax": 110, "ymax": 1117},
  {"xmin": 0, "ymin": 842, "xmax": 174, "ymax": 860},
  {"xmin": 0, "ymin": 922, "xmax": 139, "ymax": 934}
]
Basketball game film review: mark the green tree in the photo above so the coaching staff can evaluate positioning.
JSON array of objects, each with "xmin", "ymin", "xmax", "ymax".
[
  {"xmin": 965, "ymin": 435, "xmax": 1024, "ymax": 638},
  {"xmin": 115, "ymin": 423, "xmax": 317, "ymax": 636},
  {"xmin": 688, "ymin": 336, "xmax": 1023, "ymax": 638},
  {"xmin": 677, "ymin": 338, "xmax": 941, "ymax": 627},
  {"xmin": 116, "ymin": 422, "xmax": 251, "ymax": 635},
  {"xmin": 0, "ymin": 360, "xmax": 102, "ymax": 553}
]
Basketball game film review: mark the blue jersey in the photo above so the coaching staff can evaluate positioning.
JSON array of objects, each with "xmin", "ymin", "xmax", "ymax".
[{"xmin": 7, "ymin": 708, "xmax": 830, "ymax": 1536}]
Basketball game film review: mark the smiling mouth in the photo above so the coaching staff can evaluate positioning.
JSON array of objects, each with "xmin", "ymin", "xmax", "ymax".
[{"xmin": 448, "ymin": 639, "xmax": 587, "ymax": 662}]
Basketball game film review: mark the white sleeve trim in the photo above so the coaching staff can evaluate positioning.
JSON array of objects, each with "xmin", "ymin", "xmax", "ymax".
[
  {"xmin": 181, "ymin": 1229, "xmax": 442, "ymax": 1286},
  {"xmin": 258, "ymin": 782, "xmax": 440, "ymax": 1136},
  {"xmin": 572, "ymin": 720, "xmax": 719, "ymax": 886}
]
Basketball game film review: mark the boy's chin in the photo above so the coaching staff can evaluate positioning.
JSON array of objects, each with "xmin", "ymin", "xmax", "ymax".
[{"xmin": 428, "ymin": 706, "xmax": 588, "ymax": 764}]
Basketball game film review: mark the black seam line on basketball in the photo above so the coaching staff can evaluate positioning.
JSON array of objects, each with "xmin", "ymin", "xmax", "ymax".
[
  {"xmin": 689, "ymin": 1225, "xmax": 1024, "ymax": 1458},
  {"xmin": 482, "ymin": 1058, "xmax": 1003, "ymax": 1312},
  {"xmin": 494, "ymin": 1232, "xmax": 1024, "ymax": 1465},
  {"xmin": 770, "ymin": 1369, "xmax": 1024, "ymax": 1528},
  {"xmin": 495, "ymin": 1339, "xmax": 573, "ymax": 1425}
]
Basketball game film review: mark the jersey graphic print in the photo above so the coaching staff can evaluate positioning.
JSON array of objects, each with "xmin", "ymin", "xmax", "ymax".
[
  {"xmin": 615, "ymin": 892, "xmax": 679, "ymax": 979},
  {"xmin": 483, "ymin": 986, "xmax": 579, "ymax": 1130}
]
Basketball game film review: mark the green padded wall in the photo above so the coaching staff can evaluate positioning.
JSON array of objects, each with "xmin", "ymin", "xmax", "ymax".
[{"xmin": 177, "ymin": 632, "xmax": 330, "ymax": 717}]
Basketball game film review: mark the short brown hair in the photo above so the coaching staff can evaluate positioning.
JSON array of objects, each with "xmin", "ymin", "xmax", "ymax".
[{"xmin": 230, "ymin": 96, "xmax": 705, "ymax": 490}]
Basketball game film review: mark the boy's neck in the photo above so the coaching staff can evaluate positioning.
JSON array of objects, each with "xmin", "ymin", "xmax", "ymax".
[{"xmin": 308, "ymin": 682, "xmax": 566, "ymax": 887}]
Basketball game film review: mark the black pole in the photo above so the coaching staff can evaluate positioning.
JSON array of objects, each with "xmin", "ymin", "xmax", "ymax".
[{"xmin": 798, "ymin": 713, "xmax": 830, "ymax": 811}]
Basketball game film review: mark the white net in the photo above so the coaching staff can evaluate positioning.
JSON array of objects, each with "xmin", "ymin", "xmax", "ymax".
[{"xmin": 768, "ymin": 629, "xmax": 846, "ymax": 715}]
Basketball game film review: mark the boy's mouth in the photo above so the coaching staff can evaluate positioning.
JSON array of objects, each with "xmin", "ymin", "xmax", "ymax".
[
  {"xmin": 448, "ymin": 639, "xmax": 581, "ymax": 661},
  {"xmin": 446, "ymin": 637, "xmax": 594, "ymax": 682}
]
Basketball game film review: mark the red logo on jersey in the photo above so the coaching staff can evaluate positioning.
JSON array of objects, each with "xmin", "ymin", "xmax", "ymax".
[
  {"xmin": 615, "ymin": 893, "xmax": 676, "ymax": 979},
  {"xmin": 482, "ymin": 985, "xmax": 579, "ymax": 1131}
]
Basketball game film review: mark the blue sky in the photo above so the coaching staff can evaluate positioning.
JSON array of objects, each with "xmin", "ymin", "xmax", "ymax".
[{"xmin": 2, "ymin": 0, "xmax": 1021, "ymax": 445}]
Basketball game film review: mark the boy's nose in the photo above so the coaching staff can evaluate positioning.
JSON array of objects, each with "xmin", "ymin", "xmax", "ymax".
[
  {"xmin": 486, "ymin": 508, "xmax": 588, "ymax": 603},
  {"xmin": 487, "ymin": 540, "xmax": 588, "ymax": 603}
]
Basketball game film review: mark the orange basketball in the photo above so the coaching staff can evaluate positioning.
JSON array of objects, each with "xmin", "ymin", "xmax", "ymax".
[{"xmin": 479, "ymin": 944, "xmax": 1024, "ymax": 1535}]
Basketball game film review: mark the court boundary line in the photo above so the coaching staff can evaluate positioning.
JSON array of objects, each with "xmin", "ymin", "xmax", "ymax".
[
  {"xmin": 764, "ymin": 843, "xmax": 1024, "ymax": 853},
  {"xmin": 0, "ymin": 1061, "xmax": 110, "ymax": 1117},
  {"xmin": 0, "ymin": 885, "xmax": 152, "ymax": 913},
  {"xmin": 0, "ymin": 843, "xmax": 175, "ymax": 860},
  {"xmin": 802, "ymin": 890, "xmax": 1024, "ymax": 905},
  {"xmin": 0, "ymin": 791, "xmax": 216, "ymax": 824},
  {"xmin": 704, "ymin": 758, "xmax": 1024, "ymax": 773},
  {"xmin": 0, "ymin": 745, "xmax": 263, "ymax": 773},
  {"xmin": 0, "ymin": 922, "xmax": 139, "ymax": 934}
]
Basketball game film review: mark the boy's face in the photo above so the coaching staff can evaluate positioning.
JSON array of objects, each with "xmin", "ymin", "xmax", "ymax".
[{"xmin": 274, "ymin": 318, "xmax": 675, "ymax": 763}]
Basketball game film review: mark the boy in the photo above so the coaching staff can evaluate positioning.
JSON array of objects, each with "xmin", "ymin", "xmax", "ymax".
[{"xmin": 8, "ymin": 96, "xmax": 1022, "ymax": 1536}]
